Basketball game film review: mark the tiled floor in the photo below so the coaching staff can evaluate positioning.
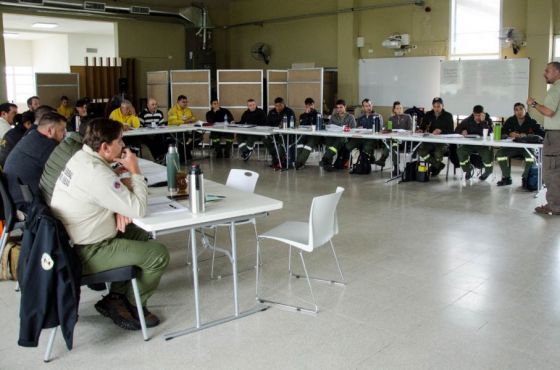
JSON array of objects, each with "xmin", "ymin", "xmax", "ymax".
[{"xmin": 1, "ymin": 157, "xmax": 559, "ymax": 369}]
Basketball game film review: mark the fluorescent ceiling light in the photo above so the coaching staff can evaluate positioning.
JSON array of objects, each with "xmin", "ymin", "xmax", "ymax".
[
  {"xmin": 32, "ymin": 22, "xmax": 58, "ymax": 29},
  {"xmin": 3, "ymin": 32, "xmax": 19, "ymax": 39}
]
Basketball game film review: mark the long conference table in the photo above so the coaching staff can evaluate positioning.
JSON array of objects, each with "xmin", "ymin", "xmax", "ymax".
[{"xmin": 124, "ymin": 123, "xmax": 544, "ymax": 194}]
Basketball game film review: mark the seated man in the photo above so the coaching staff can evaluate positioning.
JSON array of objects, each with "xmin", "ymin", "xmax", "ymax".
[
  {"xmin": 456, "ymin": 105, "xmax": 494, "ymax": 181},
  {"xmin": 496, "ymin": 102, "xmax": 544, "ymax": 187},
  {"xmin": 0, "ymin": 102, "xmax": 17, "ymax": 139},
  {"xmin": 67, "ymin": 98, "xmax": 88, "ymax": 132},
  {"xmin": 266, "ymin": 97, "xmax": 295, "ymax": 169},
  {"xmin": 56, "ymin": 95, "xmax": 73, "ymax": 120},
  {"xmin": 206, "ymin": 98, "xmax": 234, "ymax": 158},
  {"xmin": 295, "ymin": 97, "xmax": 321, "ymax": 170},
  {"xmin": 417, "ymin": 97, "xmax": 455, "ymax": 176},
  {"xmin": 386, "ymin": 101, "xmax": 413, "ymax": 176},
  {"xmin": 40, "ymin": 118, "xmax": 91, "ymax": 205},
  {"xmin": 109, "ymin": 100, "xmax": 140, "ymax": 130},
  {"xmin": 0, "ymin": 111, "xmax": 34, "ymax": 167},
  {"xmin": 167, "ymin": 95, "xmax": 195, "ymax": 125},
  {"xmin": 24, "ymin": 95, "xmax": 40, "ymax": 115},
  {"xmin": 138, "ymin": 98, "xmax": 168, "ymax": 161},
  {"xmin": 345, "ymin": 98, "xmax": 384, "ymax": 168},
  {"xmin": 237, "ymin": 98, "xmax": 268, "ymax": 161},
  {"xmin": 50, "ymin": 118, "xmax": 169, "ymax": 330},
  {"xmin": 3, "ymin": 112, "xmax": 67, "ymax": 211},
  {"xmin": 322, "ymin": 99, "xmax": 356, "ymax": 172}
]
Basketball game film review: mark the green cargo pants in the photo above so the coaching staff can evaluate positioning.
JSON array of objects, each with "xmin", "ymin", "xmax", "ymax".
[
  {"xmin": 417, "ymin": 143, "xmax": 448, "ymax": 168},
  {"xmin": 76, "ymin": 225, "xmax": 170, "ymax": 306},
  {"xmin": 457, "ymin": 145, "xmax": 494, "ymax": 174},
  {"xmin": 495, "ymin": 147, "xmax": 535, "ymax": 178}
]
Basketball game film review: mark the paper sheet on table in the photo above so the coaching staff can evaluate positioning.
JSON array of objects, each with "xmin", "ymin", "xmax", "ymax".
[
  {"xmin": 147, "ymin": 196, "xmax": 187, "ymax": 215},
  {"xmin": 138, "ymin": 158, "xmax": 168, "ymax": 186},
  {"xmin": 326, "ymin": 124, "xmax": 343, "ymax": 132},
  {"xmin": 439, "ymin": 134, "xmax": 464, "ymax": 138}
]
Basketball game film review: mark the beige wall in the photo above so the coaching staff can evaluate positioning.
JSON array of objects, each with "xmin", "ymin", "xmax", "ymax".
[{"xmin": 212, "ymin": 0, "xmax": 558, "ymax": 115}]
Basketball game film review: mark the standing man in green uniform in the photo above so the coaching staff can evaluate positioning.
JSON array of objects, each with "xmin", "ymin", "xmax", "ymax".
[{"xmin": 528, "ymin": 61, "xmax": 560, "ymax": 215}]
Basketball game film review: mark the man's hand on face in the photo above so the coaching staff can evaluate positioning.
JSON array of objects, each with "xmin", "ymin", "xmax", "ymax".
[{"xmin": 114, "ymin": 148, "xmax": 141, "ymax": 175}]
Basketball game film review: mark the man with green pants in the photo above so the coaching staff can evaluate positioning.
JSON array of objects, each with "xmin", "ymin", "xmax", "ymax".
[
  {"xmin": 322, "ymin": 99, "xmax": 356, "ymax": 171},
  {"xmin": 50, "ymin": 118, "xmax": 169, "ymax": 331},
  {"xmin": 495, "ymin": 102, "xmax": 544, "ymax": 186},
  {"xmin": 456, "ymin": 105, "xmax": 494, "ymax": 181}
]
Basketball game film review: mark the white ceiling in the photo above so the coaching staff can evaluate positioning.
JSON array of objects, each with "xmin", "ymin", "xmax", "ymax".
[{"xmin": 3, "ymin": 13, "xmax": 115, "ymax": 41}]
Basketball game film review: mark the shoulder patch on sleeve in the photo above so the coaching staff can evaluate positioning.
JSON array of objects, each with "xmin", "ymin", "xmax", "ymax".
[
  {"xmin": 112, "ymin": 179, "xmax": 123, "ymax": 192},
  {"xmin": 41, "ymin": 253, "xmax": 54, "ymax": 271}
]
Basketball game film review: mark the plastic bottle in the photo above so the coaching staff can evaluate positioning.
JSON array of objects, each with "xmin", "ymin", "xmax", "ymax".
[
  {"xmin": 412, "ymin": 114, "xmax": 417, "ymax": 133},
  {"xmin": 374, "ymin": 116, "xmax": 380, "ymax": 133},
  {"xmin": 188, "ymin": 164, "xmax": 205, "ymax": 214},
  {"xmin": 316, "ymin": 113, "xmax": 323, "ymax": 130},
  {"xmin": 493, "ymin": 123, "xmax": 502, "ymax": 141},
  {"xmin": 282, "ymin": 114, "xmax": 288, "ymax": 129},
  {"xmin": 224, "ymin": 114, "xmax": 229, "ymax": 127},
  {"xmin": 166, "ymin": 145, "xmax": 180, "ymax": 194},
  {"xmin": 289, "ymin": 115, "xmax": 295, "ymax": 129},
  {"xmin": 387, "ymin": 119, "xmax": 393, "ymax": 133}
]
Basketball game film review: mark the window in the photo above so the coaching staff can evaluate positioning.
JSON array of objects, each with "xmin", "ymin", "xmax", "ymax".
[
  {"xmin": 450, "ymin": 0, "xmax": 502, "ymax": 59},
  {"xmin": 5, "ymin": 66, "xmax": 35, "ymax": 107}
]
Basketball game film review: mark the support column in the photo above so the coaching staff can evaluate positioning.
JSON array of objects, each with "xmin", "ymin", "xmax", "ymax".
[
  {"xmin": 526, "ymin": 0, "xmax": 553, "ymax": 122},
  {"xmin": 0, "ymin": 13, "xmax": 7, "ymax": 102},
  {"xmin": 337, "ymin": 0, "xmax": 358, "ymax": 106}
]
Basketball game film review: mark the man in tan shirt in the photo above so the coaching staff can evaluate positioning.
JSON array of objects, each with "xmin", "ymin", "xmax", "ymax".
[{"xmin": 51, "ymin": 118, "xmax": 169, "ymax": 330}]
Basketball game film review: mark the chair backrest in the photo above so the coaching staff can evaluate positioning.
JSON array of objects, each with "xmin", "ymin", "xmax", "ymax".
[
  {"xmin": 0, "ymin": 174, "xmax": 16, "ymax": 231},
  {"xmin": 308, "ymin": 186, "xmax": 344, "ymax": 250},
  {"xmin": 226, "ymin": 169, "xmax": 259, "ymax": 193}
]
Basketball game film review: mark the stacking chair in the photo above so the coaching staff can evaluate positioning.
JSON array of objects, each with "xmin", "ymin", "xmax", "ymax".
[{"xmin": 256, "ymin": 187, "xmax": 346, "ymax": 314}]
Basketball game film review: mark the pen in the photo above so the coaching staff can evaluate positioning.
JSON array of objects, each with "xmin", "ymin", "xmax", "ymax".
[{"xmin": 169, "ymin": 204, "xmax": 178, "ymax": 209}]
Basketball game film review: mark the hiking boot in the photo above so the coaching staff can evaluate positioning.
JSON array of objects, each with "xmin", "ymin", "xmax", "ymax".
[
  {"xmin": 521, "ymin": 177, "xmax": 527, "ymax": 189},
  {"xmin": 464, "ymin": 165, "xmax": 474, "ymax": 180},
  {"xmin": 295, "ymin": 163, "xmax": 306, "ymax": 170},
  {"xmin": 430, "ymin": 163, "xmax": 445, "ymax": 176},
  {"xmin": 96, "ymin": 293, "xmax": 141, "ymax": 330},
  {"xmin": 223, "ymin": 145, "xmax": 231, "ymax": 158},
  {"xmin": 126, "ymin": 301, "xmax": 161, "ymax": 328},
  {"xmin": 241, "ymin": 149, "xmax": 253, "ymax": 161},
  {"xmin": 215, "ymin": 148, "xmax": 223, "ymax": 159},
  {"xmin": 374, "ymin": 159, "xmax": 386, "ymax": 167},
  {"xmin": 497, "ymin": 177, "xmax": 512, "ymax": 186},
  {"xmin": 479, "ymin": 171, "xmax": 491, "ymax": 181},
  {"xmin": 391, "ymin": 165, "xmax": 399, "ymax": 177}
]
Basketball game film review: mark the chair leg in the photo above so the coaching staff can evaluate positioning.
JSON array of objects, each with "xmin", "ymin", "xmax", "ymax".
[
  {"xmin": 14, "ymin": 281, "xmax": 20, "ymax": 292},
  {"xmin": 0, "ymin": 230, "xmax": 8, "ymax": 267},
  {"xmin": 210, "ymin": 228, "xmax": 218, "ymax": 279},
  {"xmin": 255, "ymin": 237, "xmax": 261, "ymax": 298},
  {"xmin": 298, "ymin": 251, "xmax": 319, "ymax": 313},
  {"xmin": 288, "ymin": 245, "xmax": 293, "ymax": 275},
  {"xmin": 330, "ymin": 240, "xmax": 346, "ymax": 284},
  {"xmin": 43, "ymin": 326, "xmax": 58, "ymax": 362},
  {"xmin": 289, "ymin": 241, "xmax": 346, "ymax": 286},
  {"xmin": 130, "ymin": 278, "xmax": 149, "ymax": 341},
  {"xmin": 252, "ymin": 221, "xmax": 262, "ymax": 268}
]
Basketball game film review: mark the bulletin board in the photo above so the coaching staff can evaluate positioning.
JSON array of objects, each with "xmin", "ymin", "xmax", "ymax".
[
  {"xmin": 147, "ymin": 70, "xmax": 169, "ymax": 116},
  {"xmin": 217, "ymin": 70, "xmax": 263, "ymax": 122},
  {"xmin": 35, "ymin": 73, "xmax": 80, "ymax": 108},
  {"xmin": 170, "ymin": 69, "xmax": 211, "ymax": 121},
  {"xmin": 287, "ymin": 68, "xmax": 323, "ymax": 119}
]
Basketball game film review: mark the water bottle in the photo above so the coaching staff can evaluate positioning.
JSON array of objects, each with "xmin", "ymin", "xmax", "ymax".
[
  {"xmin": 224, "ymin": 114, "xmax": 229, "ymax": 127},
  {"xmin": 412, "ymin": 114, "xmax": 417, "ymax": 133},
  {"xmin": 289, "ymin": 115, "xmax": 295, "ymax": 129},
  {"xmin": 316, "ymin": 114, "xmax": 323, "ymax": 130},
  {"xmin": 387, "ymin": 119, "xmax": 393, "ymax": 133},
  {"xmin": 282, "ymin": 114, "xmax": 288, "ymax": 129},
  {"xmin": 493, "ymin": 123, "xmax": 502, "ymax": 141},
  {"xmin": 374, "ymin": 116, "xmax": 380, "ymax": 133},
  {"xmin": 166, "ymin": 145, "xmax": 180, "ymax": 194},
  {"xmin": 188, "ymin": 164, "xmax": 205, "ymax": 214}
]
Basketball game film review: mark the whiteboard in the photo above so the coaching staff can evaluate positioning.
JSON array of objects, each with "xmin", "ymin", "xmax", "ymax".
[
  {"xmin": 440, "ymin": 59, "xmax": 530, "ymax": 118},
  {"xmin": 359, "ymin": 56, "xmax": 444, "ymax": 108}
]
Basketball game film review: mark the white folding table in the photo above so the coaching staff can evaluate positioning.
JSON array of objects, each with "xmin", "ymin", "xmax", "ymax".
[{"xmin": 133, "ymin": 180, "xmax": 283, "ymax": 339}]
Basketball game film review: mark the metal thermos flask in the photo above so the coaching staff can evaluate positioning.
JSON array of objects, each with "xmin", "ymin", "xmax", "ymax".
[{"xmin": 188, "ymin": 164, "xmax": 205, "ymax": 214}]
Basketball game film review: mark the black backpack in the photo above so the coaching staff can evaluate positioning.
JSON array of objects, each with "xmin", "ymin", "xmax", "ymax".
[
  {"xmin": 526, "ymin": 164, "xmax": 539, "ymax": 191},
  {"xmin": 349, "ymin": 149, "xmax": 371, "ymax": 175},
  {"xmin": 401, "ymin": 160, "xmax": 418, "ymax": 182},
  {"xmin": 333, "ymin": 146, "xmax": 350, "ymax": 170}
]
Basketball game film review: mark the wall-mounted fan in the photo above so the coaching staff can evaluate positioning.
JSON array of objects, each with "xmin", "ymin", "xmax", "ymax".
[
  {"xmin": 499, "ymin": 27, "xmax": 526, "ymax": 55},
  {"xmin": 251, "ymin": 43, "xmax": 271, "ymax": 64}
]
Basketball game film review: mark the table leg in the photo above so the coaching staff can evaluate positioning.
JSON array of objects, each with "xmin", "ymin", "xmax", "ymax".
[
  {"xmin": 230, "ymin": 222, "xmax": 239, "ymax": 316},
  {"xmin": 190, "ymin": 228, "xmax": 201, "ymax": 327}
]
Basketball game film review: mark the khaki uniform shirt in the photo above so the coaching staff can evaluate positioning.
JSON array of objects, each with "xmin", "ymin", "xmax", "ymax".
[
  {"xmin": 544, "ymin": 79, "xmax": 560, "ymax": 130},
  {"xmin": 50, "ymin": 145, "xmax": 147, "ymax": 245}
]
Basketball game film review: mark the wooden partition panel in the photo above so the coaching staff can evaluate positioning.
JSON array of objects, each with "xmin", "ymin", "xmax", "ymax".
[
  {"xmin": 217, "ymin": 70, "xmax": 263, "ymax": 122},
  {"xmin": 170, "ymin": 69, "xmax": 210, "ymax": 121},
  {"xmin": 267, "ymin": 70, "xmax": 288, "ymax": 111},
  {"xmin": 287, "ymin": 68, "xmax": 323, "ymax": 119},
  {"xmin": 36, "ymin": 73, "xmax": 80, "ymax": 108},
  {"xmin": 147, "ymin": 71, "xmax": 169, "ymax": 113}
]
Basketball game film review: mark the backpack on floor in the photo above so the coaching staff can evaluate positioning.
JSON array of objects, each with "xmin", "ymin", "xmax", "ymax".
[
  {"xmin": 401, "ymin": 160, "xmax": 418, "ymax": 182},
  {"xmin": 416, "ymin": 161, "xmax": 430, "ymax": 182},
  {"xmin": 334, "ymin": 146, "xmax": 350, "ymax": 170},
  {"xmin": 526, "ymin": 164, "xmax": 539, "ymax": 191},
  {"xmin": 349, "ymin": 149, "xmax": 371, "ymax": 175}
]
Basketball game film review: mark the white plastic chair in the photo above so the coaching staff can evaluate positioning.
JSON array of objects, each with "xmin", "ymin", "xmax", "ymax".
[
  {"xmin": 187, "ymin": 169, "xmax": 260, "ymax": 279},
  {"xmin": 256, "ymin": 187, "xmax": 346, "ymax": 314}
]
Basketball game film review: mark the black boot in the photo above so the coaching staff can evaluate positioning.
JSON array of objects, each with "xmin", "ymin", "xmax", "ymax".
[{"xmin": 223, "ymin": 144, "xmax": 231, "ymax": 158}]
